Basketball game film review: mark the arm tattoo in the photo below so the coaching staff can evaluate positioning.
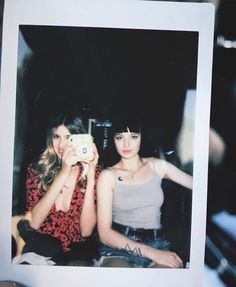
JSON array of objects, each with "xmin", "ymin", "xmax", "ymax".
[{"xmin": 122, "ymin": 244, "xmax": 142, "ymax": 257}]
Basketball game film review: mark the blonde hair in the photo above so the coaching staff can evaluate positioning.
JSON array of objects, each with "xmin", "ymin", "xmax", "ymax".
[{"xmin": 36, "ymin": 114, "xmax": 87, "ymax": 192}]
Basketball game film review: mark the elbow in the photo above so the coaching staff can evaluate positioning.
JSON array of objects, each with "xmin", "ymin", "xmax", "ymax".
[
  {"xmin": 80, "ymin": 228, "xmax": 93, "ymax": 238},
  {"xmin": 98, "ymin": 226, "xmax": 110, "ymax": 245},
  {"xmin": 28, "ymin": 212, "xmax": 42, "ymax": 230},
  {"xmin": 98, "ymin": 233, "xmax": 106, "ymax": 245},
  {"xmin": 29, "ymin": 220, "xmax": 40, "ymax": 230},
  {"xmin": 80, "ymin": 216, "xmax": 96, "ymax": 237},
  {"xmin": 80, "ymin": 221, "xmax": 96, "ymax": 238}
]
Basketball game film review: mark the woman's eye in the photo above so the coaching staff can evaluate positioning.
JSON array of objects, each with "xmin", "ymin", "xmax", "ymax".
[
  {"xmin": 53, "ymin": 134, "xmax": 59, "ymax": 139},
  {"xmin": 115, "ymin": 136, "xmax": 122, "ymax": 140},
  {"xmin": 131, "ymin": 134, "xmax": 139, "ymax": 139}
]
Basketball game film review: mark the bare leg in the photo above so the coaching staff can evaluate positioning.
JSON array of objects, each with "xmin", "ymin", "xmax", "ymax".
[{"xmin": 100, "ymin": 257, "xmax": 133, "ymax": 268}]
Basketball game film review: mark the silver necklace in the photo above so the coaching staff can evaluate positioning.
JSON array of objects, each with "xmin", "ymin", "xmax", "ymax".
[{"xmin": 117, "ymin": 160, "xmax": 145, "ymax": 180}]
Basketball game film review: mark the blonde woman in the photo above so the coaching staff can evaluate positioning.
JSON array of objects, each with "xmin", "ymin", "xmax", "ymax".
[{"xmin": 17, "ymin": 113, "xmax": 101, "ymax": 265}]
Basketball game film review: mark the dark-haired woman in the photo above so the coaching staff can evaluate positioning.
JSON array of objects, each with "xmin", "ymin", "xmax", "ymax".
[
  {"xmin": 96, "ymin": 124, "xmax": 192, "ymax": 268},
  {"xmin": 17, "ymin": 114, "xmax": 101, "ymax": 265}
]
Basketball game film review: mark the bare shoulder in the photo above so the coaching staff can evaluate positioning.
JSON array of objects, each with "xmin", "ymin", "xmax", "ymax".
[
  {"xmin": 145, "ymin": 157, "xmax": 166, "ymax": 168},
  {"xmin": 145, "ymin": 157, "xmax": 167, "ymax": 178},
  {"xmin": 98, "ymin": 168, "xmax": 116, "ymax": 184}
]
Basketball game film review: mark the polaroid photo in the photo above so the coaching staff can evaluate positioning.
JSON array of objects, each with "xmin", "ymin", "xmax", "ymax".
[{"xmin": 0, "ymin": 0, "xmax": 215, "ymax": 286}]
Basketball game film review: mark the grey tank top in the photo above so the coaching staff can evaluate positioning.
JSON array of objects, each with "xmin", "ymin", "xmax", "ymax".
[{"xmin": 110, "ymin": 169, "xmax": 164, "ymax": 229}]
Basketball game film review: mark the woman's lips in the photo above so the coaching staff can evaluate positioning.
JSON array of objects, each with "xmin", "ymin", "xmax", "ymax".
[{"xmin": 122, "ymin": 150, "xmax": 132, "ymax": 154}]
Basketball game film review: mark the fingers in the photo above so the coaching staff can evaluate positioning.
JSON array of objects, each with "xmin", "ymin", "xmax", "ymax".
[
  {"xmin": 66, "ymin": 155, "xmax": 79, "ymax": 167},
  {"xmin": 92, "ymin": 143, "xmax": 99, "ymax": 163},
  {"xmin": 81, "ymin": 162, "xmax": 90, "ymax": 175},
  {"xmin": 171, "ymin": 252, "xmax": 183, "ymax": 268},
  {"xmin": 62, "ymin": 146, "xmax": 78, "ymax": 166},
  {"xmin": 167, "ymin": 252, "xmax": 183, "ymax": 268},
  {"xmin": 82, "ymin": 143, "xmax": 99, "ymax": 166},
  {"xmin": 62, "ymin": 145, "xmax": 75, "ymax": 158},
  {"xmin": 155, "ymin": 250, "xmax": 183, "ymax": 268},
  {"xmin": 175, "ymin": 254, "xmax": 184, "ymax": 268},
  {"xmin": 93, "ymin": 143, "xmax": 98, "ymax": 153}
]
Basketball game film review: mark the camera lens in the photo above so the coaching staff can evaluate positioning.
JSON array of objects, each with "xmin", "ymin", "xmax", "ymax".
[{"xmin": 82, "ymin": 147, "xmax": 87, "ymax": 154}]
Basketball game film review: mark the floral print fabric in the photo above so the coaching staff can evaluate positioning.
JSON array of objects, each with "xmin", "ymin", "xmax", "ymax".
[{"xmin": 26, "ymin": 164, "xmax": 101, "ymax": 252}]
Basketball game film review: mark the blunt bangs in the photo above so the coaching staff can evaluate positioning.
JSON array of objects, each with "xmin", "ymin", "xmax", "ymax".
[
  {"xmin": 113, "ymin": 126, "xmax": 141, "ymax": 135},
  {"xmin": 111, "ymin": 118, "xmax": 143, "ymax": 136}
]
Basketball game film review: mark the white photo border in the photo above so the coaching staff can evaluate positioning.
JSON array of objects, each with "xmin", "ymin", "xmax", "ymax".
[{"xmin": 0, "ymin": 1, "xmax": 215, "ymax": 286}]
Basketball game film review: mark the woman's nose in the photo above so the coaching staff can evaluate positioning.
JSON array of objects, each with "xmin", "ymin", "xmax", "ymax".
[
  {"xmin": 124, "ymin": 137, "xmax": 130, "ymax": 148},
  {"xmin": 58, "ymin": 138, "xmax": 65, "ymax": 148}
]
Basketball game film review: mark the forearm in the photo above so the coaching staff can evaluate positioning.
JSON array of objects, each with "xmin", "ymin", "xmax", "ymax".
[
  {"xmin": 171, "ymin": 171, "xmax": 192, "ymax": 190},
  {"xmin": 99, "ymin": 227, "xmax": 183, "ymax": 267},
  {"xmin": 165, "ymin": 161, "xmax": 193, "ymax": 190},
  {"xmin": 99, "ymin": 227, "xmax": 156, "ymax": 260},
  {"xmin": 80, "ymin": 178, "xmax": 96, "ymax": 237},
  {"xmin": 182, "ymin": 173, "xmax": 193, "ymax": 190},
  {"xmin": 30, "ymin": 171, "xmax": 68, "ymax": 229}
]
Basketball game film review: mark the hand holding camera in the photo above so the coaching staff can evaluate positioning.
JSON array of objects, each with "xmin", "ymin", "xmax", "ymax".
[
  {"xmin": 69, "ymin": 134, "xmax": 95, "ymax": 162},
  {"xmin": 60, "ymin": 145, "xmax": 79, "ymax": 175},
  {"xmin": 69, "ymin": 134, "xmax": 99, "ymax": 180}
]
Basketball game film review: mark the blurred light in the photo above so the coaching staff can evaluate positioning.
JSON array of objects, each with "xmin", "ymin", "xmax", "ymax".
[{"xmin": 217, "ymin": 36, "xmax": 236, "ymax": 49}]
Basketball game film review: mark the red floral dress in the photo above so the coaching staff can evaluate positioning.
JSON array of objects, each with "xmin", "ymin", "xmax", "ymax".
[{"xmin": 26, "ymin": 164, "xmax": 102, "ymax": 252}]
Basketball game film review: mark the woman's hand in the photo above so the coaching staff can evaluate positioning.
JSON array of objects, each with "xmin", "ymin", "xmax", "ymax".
[
  {"xmin": 60, "ymin": 146, "xmax": 79, "ymax": 175},
  {"xmin": 79, "ymin": 144, "xmax": 99, "ymax": 236},
  {"xmin": 147, "ymin": 248, "xmax": 183, "ymax": 268},
  {"xmin": 81, "ymin": 143, "xmax": 99, "ymax": 180}
]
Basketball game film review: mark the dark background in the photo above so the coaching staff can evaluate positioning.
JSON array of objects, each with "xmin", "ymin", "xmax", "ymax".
[
  {"xmin": 16, "ymin": 25, "xmax": 198, "ymax": 164},
  {"xmin": 1, "ymin": 0, "xmax": 236, "ymax": 285},
  {"xmin": 13, "ymin": 25, "xmax": 198, "ymax": 266}
]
